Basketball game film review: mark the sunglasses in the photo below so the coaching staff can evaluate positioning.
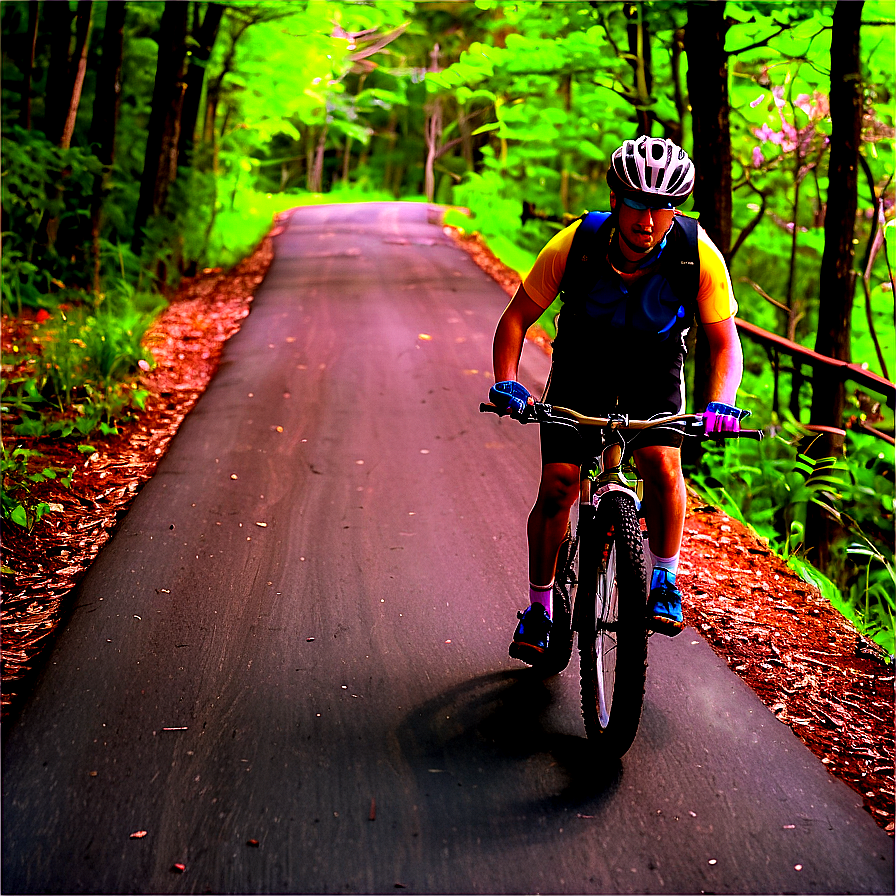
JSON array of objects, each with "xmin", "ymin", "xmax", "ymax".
[{"xmin": 621, "ymin": 196, "xmax": 675, "ymax": 211}]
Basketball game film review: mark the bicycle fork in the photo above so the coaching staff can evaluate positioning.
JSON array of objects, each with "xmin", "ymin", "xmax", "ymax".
[
  {"xmin": 570, "ymin": 445, "xmax": 652, "ymax": 635},
  {"xmin": 594, "ymin": 440, "xmax": 652, "ymax": 584}
]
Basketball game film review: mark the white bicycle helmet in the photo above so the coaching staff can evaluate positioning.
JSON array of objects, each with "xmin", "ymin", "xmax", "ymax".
[{"xmin": 607, "ymin": 136, "xmax": 695, "ymax": 206}]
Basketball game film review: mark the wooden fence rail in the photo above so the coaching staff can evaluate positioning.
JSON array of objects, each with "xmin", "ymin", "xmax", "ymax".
[{"xmin": 735, "ymin": 317, "xmax": 895, "ymax": 443}]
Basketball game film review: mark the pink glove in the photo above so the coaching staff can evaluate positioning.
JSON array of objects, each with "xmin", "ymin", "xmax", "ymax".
[{"xmin": 703, "ymin": 401, "xmax": 751, "ymax": 433}]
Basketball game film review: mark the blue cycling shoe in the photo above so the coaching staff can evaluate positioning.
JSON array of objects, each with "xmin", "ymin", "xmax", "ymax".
[
  {"xmin": 647, "ymin": 568, "xmax": 685, "ymax": 637},
  {"xmin": 509, "ymin": 603, "xmax": 552, "ymax": 664}
]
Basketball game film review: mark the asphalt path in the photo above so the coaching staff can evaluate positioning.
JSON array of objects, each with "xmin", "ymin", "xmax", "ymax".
[{"xmin": 2, "ymin": 202, "xmax": 892, "ymax": 895}]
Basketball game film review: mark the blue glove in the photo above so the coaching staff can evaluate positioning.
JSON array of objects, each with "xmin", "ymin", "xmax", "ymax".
[
  {"xmin": 703, "ymin": 401, "xmax": 751, "ymax": 433},
  {"xmin": 489, "ymin": 381, "xmax": 532, "ymax": 419}
]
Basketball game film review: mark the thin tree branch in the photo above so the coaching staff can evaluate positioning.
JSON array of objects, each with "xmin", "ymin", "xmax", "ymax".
[
  {"xmin": 739, "ymin": 277, "xmax": 792, "ymax": 315},
  {"xmin": 726, "ymin": 23, "xmax": 794, "ymax": 57},
  {"xmin": 857, "ymin": 155, "xmax": 892, "ymax": 380},
  {"xmin": 729, "ymin": 181, "xmax": 767, "ymax": 263}
]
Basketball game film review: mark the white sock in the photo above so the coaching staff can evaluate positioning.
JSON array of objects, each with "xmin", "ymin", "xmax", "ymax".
[
  {"xmin": 529, "ymin": 581, "xmax": 554, "ymax": 618},
  {"xmin": 649, "ymin": 550, "xmax": 679, "ymax": 579}
]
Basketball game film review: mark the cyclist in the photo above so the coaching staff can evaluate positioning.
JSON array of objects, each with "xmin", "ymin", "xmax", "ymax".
[{"xmin": 489, "ymin": 136, "xmax": 749, "ymax": 663}]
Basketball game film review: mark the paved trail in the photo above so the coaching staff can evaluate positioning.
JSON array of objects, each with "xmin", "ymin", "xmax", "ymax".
[{"xmin": 3, "ymin": 203, "xmax": 892, "ymax": 894}]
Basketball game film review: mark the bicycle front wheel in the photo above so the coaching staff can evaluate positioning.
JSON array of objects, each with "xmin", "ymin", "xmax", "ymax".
[{"xmin": 578, "ymin": 491, "xmax": 649, "ymax": 756}]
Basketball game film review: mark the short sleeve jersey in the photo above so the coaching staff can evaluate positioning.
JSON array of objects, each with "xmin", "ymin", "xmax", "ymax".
[{"xmin": 522, "ymin": 216, "xmax": 737, "ymax": 323}]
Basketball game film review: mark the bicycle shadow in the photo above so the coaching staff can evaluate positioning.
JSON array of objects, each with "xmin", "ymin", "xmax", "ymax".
[{"xmin": 395, "ymin": 667, "xmax": 624, "ymax": 846}]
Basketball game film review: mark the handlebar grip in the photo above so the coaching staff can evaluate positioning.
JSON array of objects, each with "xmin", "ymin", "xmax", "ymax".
[{"xmin": 706, "ymin": 429, "xmax": 764, "ymax": 441}]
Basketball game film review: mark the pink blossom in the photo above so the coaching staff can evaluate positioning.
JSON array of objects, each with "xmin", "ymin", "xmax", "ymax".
[
  {"xmin": 795, "ymin": 94, "xmax": 814, "ymax": 115},
  {"xmin": 752, "ymin": 146, "xmax": 764, "ymax": 168}
]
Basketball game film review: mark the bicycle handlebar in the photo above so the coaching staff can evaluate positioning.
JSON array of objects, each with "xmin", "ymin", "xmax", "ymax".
[{"xmin": 479, "ymin": 401, "xmax": 763, "ymax": 441}]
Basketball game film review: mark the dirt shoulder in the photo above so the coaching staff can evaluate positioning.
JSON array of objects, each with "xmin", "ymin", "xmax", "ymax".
[{"xmin": 1, "ymin": 220, "xmax": 892, "ymax": 835}]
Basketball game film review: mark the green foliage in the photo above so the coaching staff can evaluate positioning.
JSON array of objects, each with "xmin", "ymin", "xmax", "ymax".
[
  {"xmin": 39, "ymin": 297, "xmax": 155, "ymax": 405},
  {"xmin": 0, "ymin": 244, "xmax": 49, "ymax": 317},
  {"xmin": 786, "ymin": 555, "xmax": 893, "ymax": 657},
  {"xmin": 0, "ymin": 127, "xmax": 104, "ymax": 311},
  {"xmin": 724, "ymin": 1, "xmax": 894, "ymax": 353},
  {"xmin": 205, "ymin": 187, "xmax": 298, "ymax": 269},
  {"xmin": 689, "ymin": 422, "xmax": 895, "ymax": 654},
  {"xmin": 0, "ymin": 444, "xmax": 73, "ymax": 532},
  {"xmin": 2, "ymin": 291, "xmax": 157, "ymax": 441}
]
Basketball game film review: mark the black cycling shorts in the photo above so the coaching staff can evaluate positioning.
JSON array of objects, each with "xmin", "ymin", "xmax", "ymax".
[{"xmin": 539, "ymin": 346, "xmax": 686, "ymax": 467}]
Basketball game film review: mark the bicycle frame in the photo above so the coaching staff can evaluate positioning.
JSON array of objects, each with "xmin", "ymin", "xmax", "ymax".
[{"xmin": 585, "ymin": 424, "xmax": 644, "ymax": 510}]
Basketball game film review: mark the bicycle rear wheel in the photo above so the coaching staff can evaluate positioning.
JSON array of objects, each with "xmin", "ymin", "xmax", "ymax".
[{"xmin": 577, "ymin": 491, "xmax": 649, "ymax": 756}]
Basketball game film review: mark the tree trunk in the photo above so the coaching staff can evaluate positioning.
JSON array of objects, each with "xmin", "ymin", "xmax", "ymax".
[
  {"xmin": 88, "ymin": 3, "xmax": 125, "ymax": 168},
  {"xmin": 132, "ymin": 0, "xmax": 189, "ymax": 257},
  {"xmin": 203, "ymin": 68, "xmax": 220, "ymax": 147},
  {"xmin": 811, "ymin": 0, "xmax": 863, "ymax": 424},
  {"xmin": 341, "ymin": 136, "xmax": 353, "ymax": 186},
  {"xmin": 685, "ymin": 2, "xmax": 732, "ymax": 416},
  {"xmin": 199, "ymin": 13, "xmax": 257, "ymax": 175},
  {"xmin": 626, "ymin": 4, "xmax": 652, "ymax": 134},
  {"xmin": 668, "ymin": 27, "xmax": 686, "ymax": 146},
  {"xmin": 88, "ymin": 0, "xmax": 127, "ymax": 290},
  {"xmin": 685, "ymin": 2, "xmax": 731, "ymax": 255},
  {"xmin": 381, "ymin": 112, "xmax": 398, "ymax": 193},
  {"xmin": 59, "ymin": 1, "xmax": 94, "ymax": 151},
  {"xmin": 42, "ymin": 2, "xmax": 93, "ymax": 257},
  {"xmin": 424, "ymin": 100, "xmax": 441, "ymax": 202},
  {"xmin": 309, "ymin": 123, "xmax": 328, "ymax": 193},
  {"xmin": 805, "ymin": 0, "xmax": 864, "ymax": 567},
  {"xmin": 20, "ymin": 1, "xmax": 40, "ymax": 129},
  {"xmin": 784, "ymin": 149, "xmax": 802, "ymax": 340},
  {"xmin": 42, "ymin": 0, "xmax": 75, "ymax": 144},
  {"xmin": 423, "ymin": 43, "xmax": 442, "ymax": 203},
  {"xmin": 177, "ymin": 2, "xmax": 224, "ymax": 171}
]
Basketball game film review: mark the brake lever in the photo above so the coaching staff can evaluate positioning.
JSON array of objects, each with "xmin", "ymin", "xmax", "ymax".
[{"xmin": 479, "ymin": 401, "xmax": 535, "ymax": 423}]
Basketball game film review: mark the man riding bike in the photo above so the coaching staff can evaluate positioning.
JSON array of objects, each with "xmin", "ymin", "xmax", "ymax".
[{"xmin": 489, "ymin": 136, "xmax": 748, "ymax": 663}]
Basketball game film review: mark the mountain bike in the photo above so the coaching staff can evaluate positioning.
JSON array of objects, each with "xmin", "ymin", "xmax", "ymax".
[{"xmin": 480, "ymin": 401, "xmax": 762, "ymax": 757}]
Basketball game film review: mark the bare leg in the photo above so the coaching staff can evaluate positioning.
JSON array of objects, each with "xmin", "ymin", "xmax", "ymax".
[
  {"xmin": 527, "ymin": 462, "xmax": 581, "ymax": 586},
  {"xmin": 633, "ymin": 445, "xmax": 686, "ymax": 559}
]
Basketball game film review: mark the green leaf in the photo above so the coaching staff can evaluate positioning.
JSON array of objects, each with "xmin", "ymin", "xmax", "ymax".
[{"xmin": 471, "ymin": 121, "xmax": 500, "ymax": 136}]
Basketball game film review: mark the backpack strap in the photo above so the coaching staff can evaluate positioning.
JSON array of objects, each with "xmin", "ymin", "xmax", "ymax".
[
  {"xmin": 665, "ymin": 213, "xmax": 700, "ymax": 314},
  {"xmin": 557, "ymin": 211, "xmax": 613, "ymax": 300}
]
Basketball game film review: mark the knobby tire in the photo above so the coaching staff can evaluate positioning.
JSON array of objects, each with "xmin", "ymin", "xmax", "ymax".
[{"xmin": 578, "ymin": 491, "xmax": 649, "ymax": 757}]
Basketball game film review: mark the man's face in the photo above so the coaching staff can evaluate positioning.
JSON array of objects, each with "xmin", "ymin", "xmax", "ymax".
[{"xmin": 612, "ymin": 193, "xmax": 676, "ymax": 255}]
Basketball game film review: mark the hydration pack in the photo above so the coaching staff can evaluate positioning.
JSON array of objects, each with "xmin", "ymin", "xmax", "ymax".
[{"xmin": 556, "ymin": 211, "xmax": 701, "ymax": 341}]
